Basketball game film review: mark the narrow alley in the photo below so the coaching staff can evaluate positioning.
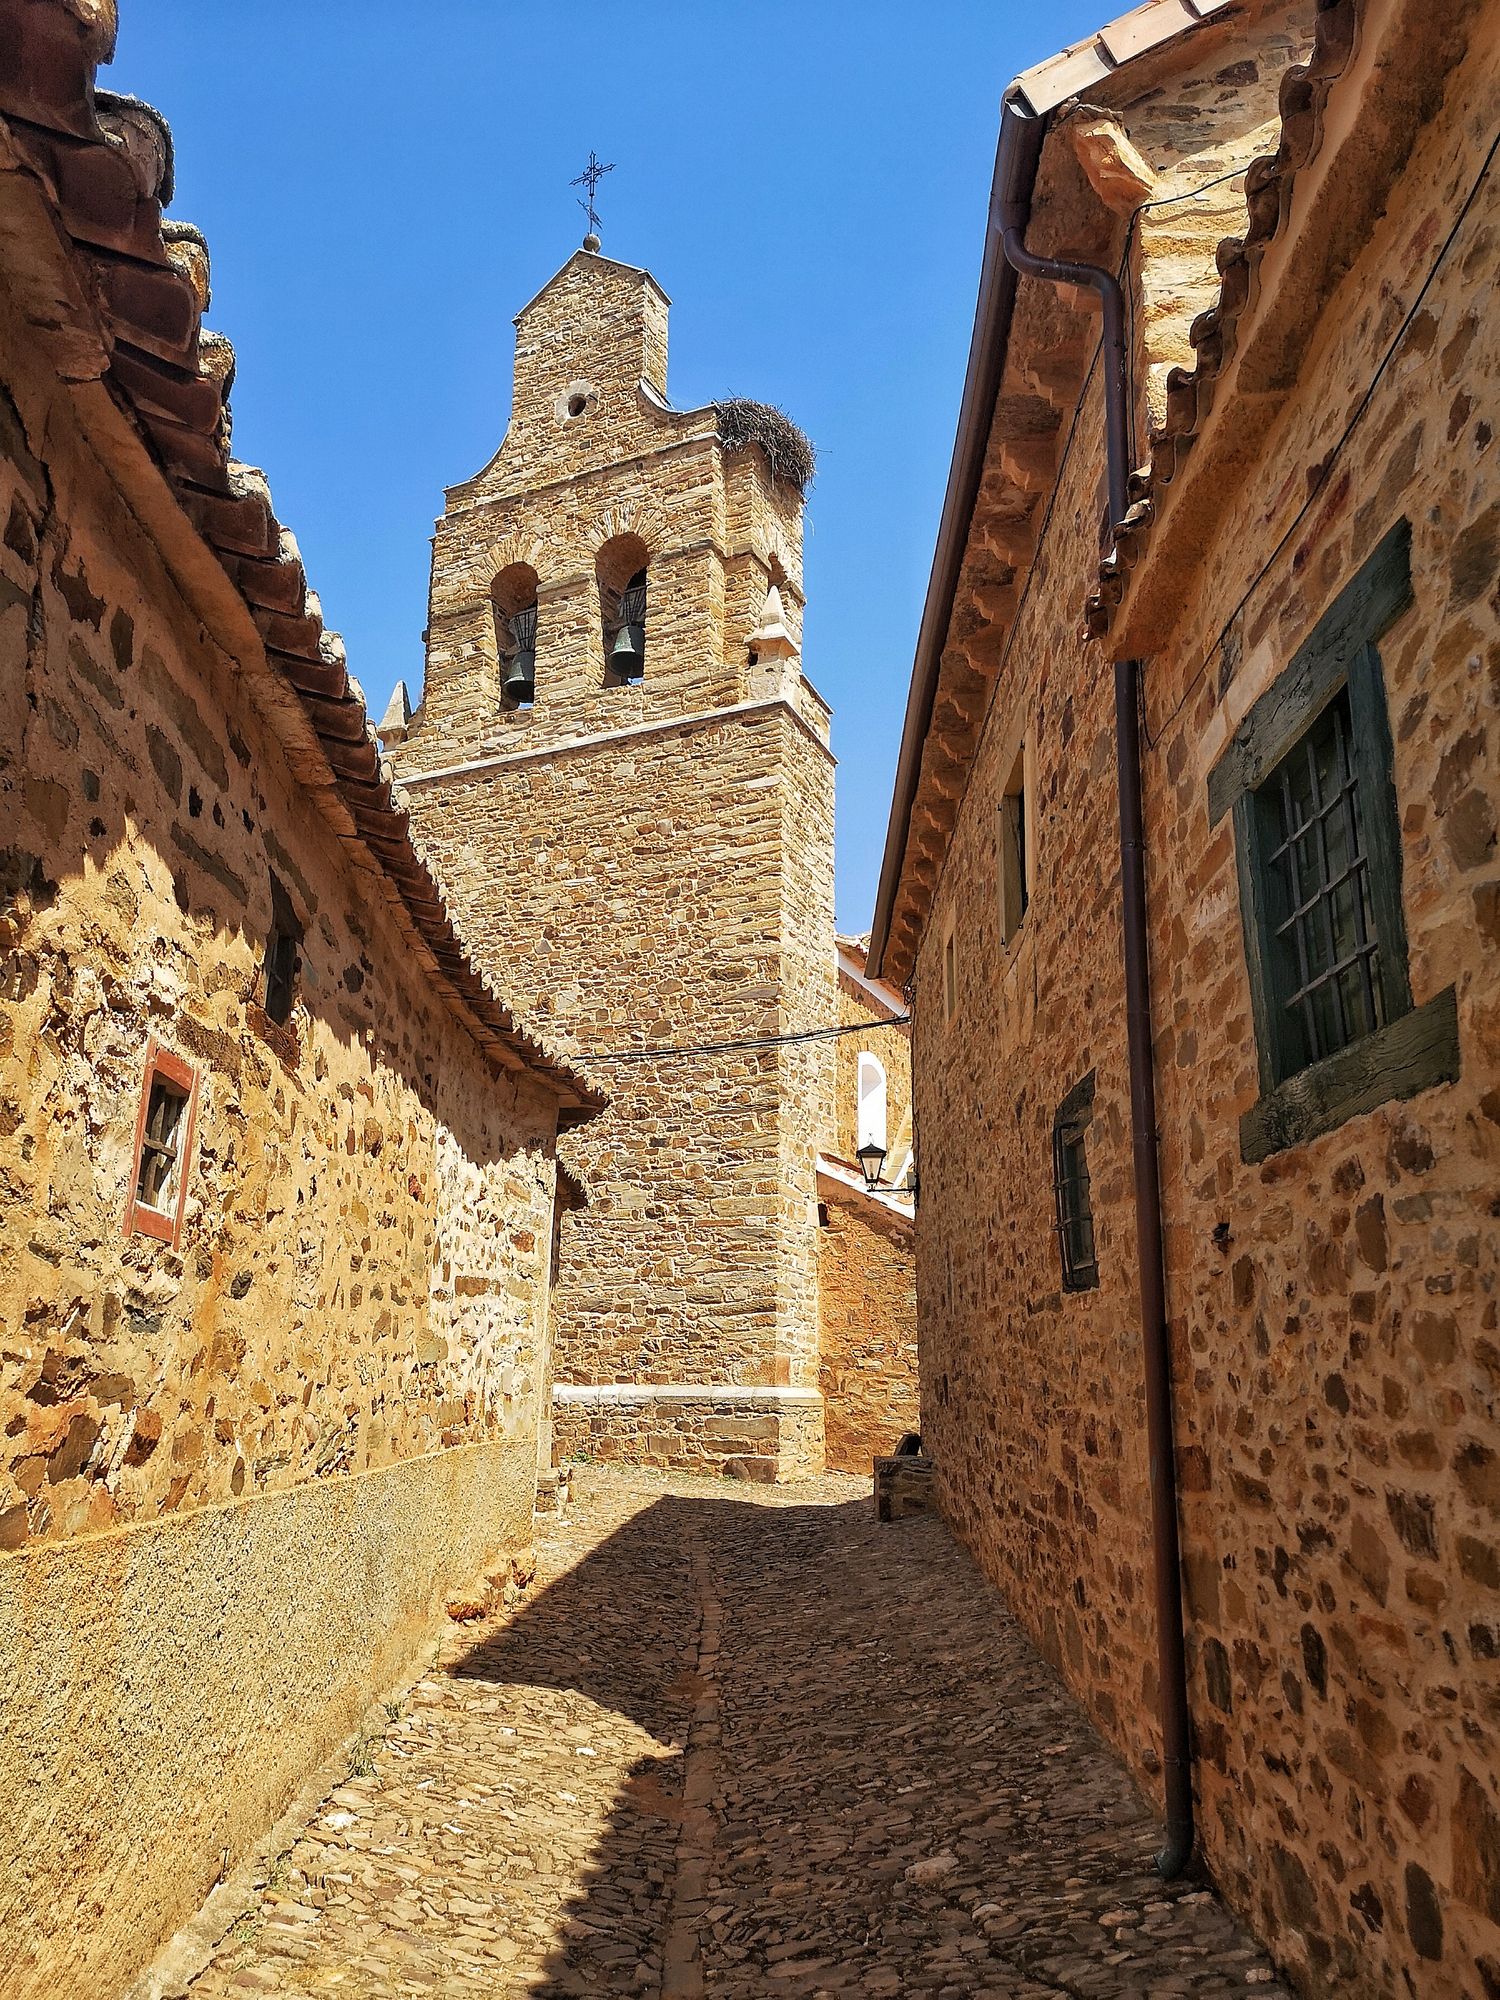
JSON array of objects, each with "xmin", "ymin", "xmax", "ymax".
[{"xmin": 173, "ymin": 1475, "xmax": 1288, "ymax": 2000}]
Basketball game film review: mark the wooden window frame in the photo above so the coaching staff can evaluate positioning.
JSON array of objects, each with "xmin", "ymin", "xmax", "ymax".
[
  {"xmin": 123, "ymin": 1040, "xmax": 199, "ymax": 1247},
  {"xmin": 1208, "ymin": 519, "xmax": 1459, "ymax": 1162}
]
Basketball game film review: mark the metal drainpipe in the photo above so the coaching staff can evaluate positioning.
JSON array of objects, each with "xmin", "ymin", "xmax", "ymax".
[{"xmin": 996, "ymin": 132, "xmax": 1194, "ymax": 1880}]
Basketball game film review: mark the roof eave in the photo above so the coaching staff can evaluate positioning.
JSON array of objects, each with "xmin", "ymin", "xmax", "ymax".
[
  {"xmin": 866, "ymin": 99, "xmax": 1044, "ymax": 978},
  {"xmin": 867, "ymin": 0, "xmax": 1245, "ymax": 981}
]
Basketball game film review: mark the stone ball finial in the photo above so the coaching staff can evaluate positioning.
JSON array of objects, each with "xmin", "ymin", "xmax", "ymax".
[{"xmin": 582, "ymin": 232, "xmax": 602, "ymax": 253}]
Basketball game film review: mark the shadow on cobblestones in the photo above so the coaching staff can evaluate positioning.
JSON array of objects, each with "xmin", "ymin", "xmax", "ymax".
[
  {"xmin": 183, "ymin": 1475, "xmax": 1289, "ymax": 1998},
  {"xmin": 456, "ymin": 1481, "xmax": 1289, "ymax": 2000}
]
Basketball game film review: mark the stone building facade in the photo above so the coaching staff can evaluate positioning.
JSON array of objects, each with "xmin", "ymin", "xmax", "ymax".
[
  {"xmin": 817, "ymin": 938, "xmax": 918, "ymax": 1472},
  {"xmin": 390, "ymin": 248, "xmax": 912, "ymax": 1476},
  {"xmin": 869, "ymin": 0, "xmax": 1499, "ymax": 1994},
  {"xmin": 0, "ymin": 9, "xmax": 599, "ymax": 1994}
]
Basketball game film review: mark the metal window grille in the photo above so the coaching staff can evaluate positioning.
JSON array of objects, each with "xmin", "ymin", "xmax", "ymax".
[
  {"xmin": 135, "ymin": 1076, "xmax": 188, "ymax": 1211},
  {"xmin": 1258, "ymin": 686, "xmax": 1383, "ymax": 1074},
  {"xmin": 617, "ymin": 575, "xmax": 647, "ymax": 626},
  {"xmin": 508, "ymin": 603, "xmax": 538, "ymax": 652},
  {"xmin": 1052, "ymin": 1119, "xmax": 1098, "ymax": 1293}
]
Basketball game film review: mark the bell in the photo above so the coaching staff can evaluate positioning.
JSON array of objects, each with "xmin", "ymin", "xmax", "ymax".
[
  {"xmin": 502, "ymin": 647, "xmax": 535, "ymax": 705},
  {"xmin": 502, "ymin": 604, "xmax": 537, "ymax": 705},
  {"xmin": 609, "ymin": 621, "xmax": 645, "ymax": 680}
]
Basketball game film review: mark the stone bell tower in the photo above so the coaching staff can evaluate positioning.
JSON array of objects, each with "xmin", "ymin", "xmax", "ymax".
[{"xmin": 387, "ymin": 238, "xmax": 836, "ymax": 1478}]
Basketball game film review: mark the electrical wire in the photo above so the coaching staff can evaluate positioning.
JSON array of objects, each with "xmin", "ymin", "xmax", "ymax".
[
  {"xmin": 583, "ymin": 1013, "xmax": 911, "ymax": 1065},
  {"xmin": 1141, "ymin": 125, "xmax": 1500, "ymax": 750},
  {"xmin": 1137, "ymin": 164, "xmax": 1250, "ymax": 211}
]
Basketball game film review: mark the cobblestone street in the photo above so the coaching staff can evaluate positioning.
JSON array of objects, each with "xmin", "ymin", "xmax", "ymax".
[{"xmin": 182, "ymin": 1474, "xmax": 1289, "ymax": 1999}]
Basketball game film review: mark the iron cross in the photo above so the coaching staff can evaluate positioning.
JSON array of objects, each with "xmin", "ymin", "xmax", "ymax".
[{"xmin": 571, "ymin": 150, "xmax": 616, "ymax": 238}]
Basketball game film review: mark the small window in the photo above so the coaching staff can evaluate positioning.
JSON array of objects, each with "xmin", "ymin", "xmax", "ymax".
[
  {"xmin": 125, "ymin": 1041, "xmax": 198, "ymax": 1246},
  {"xmin": 1211, "ymin": 521, "xmax": 1460, "ymax": 1161},
  {"xmin": 261, "ymin": 873, "xmax": 303, "ymax": 1026},
  {"xmin": 942, "ymin": 925, "xmax": 957, "ymax": 1023},
  {"xmin": 1053, "ymin": 1070, "xmax": 1098, "ymax": 1293},
  {"xmin": 263, "ymin": 927, "xmax": 297, "ymax": 1025},
  {"xmin": 998, "ymin": 735, "xmax": 1031, "ymax": 948},
  {"xmin": 857, "ymin": 1052, "xmax": 887, "ymax": 1154}
]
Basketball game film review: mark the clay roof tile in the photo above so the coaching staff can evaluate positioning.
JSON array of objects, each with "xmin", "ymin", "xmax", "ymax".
[{"xmin": 1085, "ymin": 0, "xmax": 1360, "ymax": 634}]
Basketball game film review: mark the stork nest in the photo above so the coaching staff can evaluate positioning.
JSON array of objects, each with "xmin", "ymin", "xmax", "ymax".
[{"xmin": 714, "ymin": 398, "xmax": 816, "ymax": 493}]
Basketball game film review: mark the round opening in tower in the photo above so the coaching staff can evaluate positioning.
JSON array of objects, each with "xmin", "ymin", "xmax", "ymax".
[{"xmin": 566, "ymin": 393, "xmax": 587, "ymax": 418}]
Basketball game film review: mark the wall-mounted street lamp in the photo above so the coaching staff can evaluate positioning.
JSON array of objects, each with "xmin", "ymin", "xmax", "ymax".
[{"xmin": 855, "ymin": 1143, "xmax": 919, "ymax": 1205}]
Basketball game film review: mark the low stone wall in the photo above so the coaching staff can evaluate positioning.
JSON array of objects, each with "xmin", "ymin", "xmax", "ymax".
[
  {"xmin": 552, "ymin": 1385, "xmax": 825, "ymax": 1480},
  {"xmin": 0, "ymin": 1437, "xmax": 536, "ymax": 2000}
]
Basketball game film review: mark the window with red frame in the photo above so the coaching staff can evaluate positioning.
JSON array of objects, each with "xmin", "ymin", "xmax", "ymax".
[{"xmin": 124, "ymin": 1042, "xmax": 198, "ymax": 1245}]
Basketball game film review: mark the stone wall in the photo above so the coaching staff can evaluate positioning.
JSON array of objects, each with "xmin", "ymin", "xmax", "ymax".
[
  {"xmin": 551, "ymin": 1386, "xmax": 823, "ymax": 1482},
  {"xmin": 395, "ymin": 249, "xmax": 836, "ymax": 1476},
  {"xmin": 401, "ymin": 703, "xmax": 831, "ymax": 1446},
  {"xmin": 816, "ymin": 1185, "xmax": 918, "ymax": 1474},
  {"xmin": 913, "ymin": 346, "xmax": 1158, "ymax": 1761},
  {"xmin": 902, "ymin": 4, "xmax": 1500, "ymax": 1996},
  {"xmin": 0, "ymin": 248, "xmax": 561, "ymax": 1991},
  {"xmin": 1134, "ymin": 14, "xmax": 1500, "ymax": 1989},
  {"xmin": 818, "ymin": 947, "xmax": 917, "ymax": 1473},
  {"xmin": 1, "ymin": 1438, "xmax": 532, "ymax": 2000}
]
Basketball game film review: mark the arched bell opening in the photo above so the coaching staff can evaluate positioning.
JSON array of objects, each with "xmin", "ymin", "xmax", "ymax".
[
  {"xmin": 597, "ymin": 533, "xmax": 649, "ymax": 686},
  {"xmin": 492, "ymin": 562, "xmax": 540, "ymax": 710}
]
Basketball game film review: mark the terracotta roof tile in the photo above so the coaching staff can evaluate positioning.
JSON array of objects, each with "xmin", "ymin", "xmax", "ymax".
[
  {"xmin": 1011, "ymin": 0, "xmax": 1235, "ymax": 114},
  {"xmin": 0, "ymin": 0, "xmax": 604, "ymax": 1113},
  {"xmin": 1086, "ymin": 0, "xmax": 1360, "ymax": 637}
]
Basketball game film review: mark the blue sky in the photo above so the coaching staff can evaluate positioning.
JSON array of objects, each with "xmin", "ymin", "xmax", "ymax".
[{"xmin": 107, "ymin": 1, "xmax": 1107, "ymax": 933}]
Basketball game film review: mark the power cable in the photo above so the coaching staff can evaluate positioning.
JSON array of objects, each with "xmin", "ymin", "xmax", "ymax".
[{"xmin": 583, "ymin": 1013, "xmax": 910, "ymax": 1065}]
